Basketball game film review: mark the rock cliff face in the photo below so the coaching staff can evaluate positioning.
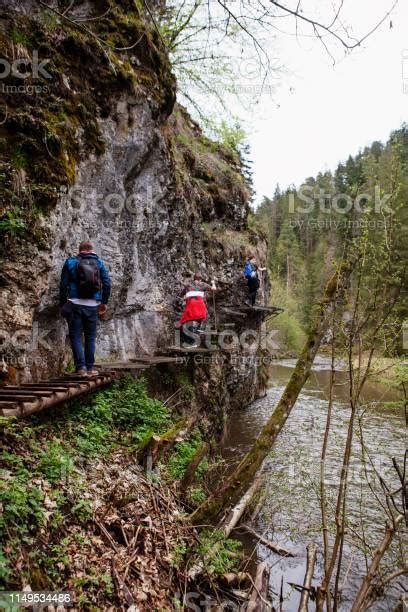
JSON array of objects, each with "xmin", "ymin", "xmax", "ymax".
[{"xmin": 0, "ymin": 0, "xmax": 268, "ymax": 410}]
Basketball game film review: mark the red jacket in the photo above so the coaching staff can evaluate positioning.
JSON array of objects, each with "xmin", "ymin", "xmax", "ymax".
[{"xmin": 179, "ymin": 281, "xmax": 211, "ymax": 324}]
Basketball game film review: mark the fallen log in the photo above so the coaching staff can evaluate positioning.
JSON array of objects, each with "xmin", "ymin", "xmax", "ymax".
[
  {"xmin": 180, "ymin": 441, "xmax": 210, "ymax": 491},
  {"xmin": 188, "ymin": 478, "xmax": 263, "ymax": 580},
  {"xmin": 247, "ymin": 560, "xmax": 271, "ymax": 611},
  {"xmin": 298, "ymin": 543, "xmax": 317, "ymax": 612},
  {"xmin": 237, "ymin": 524, "xmax": 294, "ymax": 558},
  {"xmin": 221, "ymin": 477, "xmax": 263, "ymax": 537},
  {"xmin": 138, "ymin": 417, "xmax": 194, "ymax": 472},
  {"xmin": 221, "ymin": 572, "xmax": 251, "ymax": 588}
]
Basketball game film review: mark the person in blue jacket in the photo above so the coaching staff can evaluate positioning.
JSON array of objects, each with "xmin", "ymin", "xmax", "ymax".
[
  {"xmin": 244, "ymin": 256, "xmax": 265, "ymax": 306},
  {"xmin": 59, "ymin": 240, "xmax": 111, "ymax": 376}
]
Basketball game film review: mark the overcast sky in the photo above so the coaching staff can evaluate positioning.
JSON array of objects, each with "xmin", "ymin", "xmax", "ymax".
[{"xmin": 247, "ymin": 0, "xmax": 408, "ymax": 203}]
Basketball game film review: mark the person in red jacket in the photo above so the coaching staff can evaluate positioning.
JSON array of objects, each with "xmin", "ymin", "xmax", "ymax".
[{"xmin": 179, "ymin": 273, "xmax": 215, "ymax": 348}]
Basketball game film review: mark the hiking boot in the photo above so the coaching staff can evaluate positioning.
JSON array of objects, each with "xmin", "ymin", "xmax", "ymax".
[
  {"xmin": 76, "ymin": 368, "xmax": 87, "ymax": 377},
  {"xmin": 86, "ymin": 369, "xmax": 99, "ymax": 377}
]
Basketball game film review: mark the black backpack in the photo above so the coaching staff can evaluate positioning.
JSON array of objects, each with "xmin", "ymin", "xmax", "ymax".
[{"xmin": 76, "ymin": 255, "xmax": 101, "ymax": 298}]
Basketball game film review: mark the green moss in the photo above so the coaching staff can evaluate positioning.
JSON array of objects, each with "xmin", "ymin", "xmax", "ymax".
[
  {"xmin": 0, "ymin": 1, "xmax": 176, "ymax": 251},
  {"xmin": 10, "ymin": 28, "xmax": 32, "ymax": 46}
]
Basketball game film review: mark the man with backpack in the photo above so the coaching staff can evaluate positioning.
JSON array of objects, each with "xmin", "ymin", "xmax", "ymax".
[
  {"xmin": 59, "ymin": 240, "xmax": 111, "ymax": 376},
  {"xmin": 244, "ymin": 256, "xmax": 265, "ymax": 306}
]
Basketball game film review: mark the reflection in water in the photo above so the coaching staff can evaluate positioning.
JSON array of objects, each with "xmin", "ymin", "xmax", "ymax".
[{"xmin": 222, "ymin": 357, "xmax": 407, "ymax": 611}]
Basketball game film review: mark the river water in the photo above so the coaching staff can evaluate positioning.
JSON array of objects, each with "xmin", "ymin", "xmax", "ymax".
[{"xmin": 221, "ymin": 356, "xmax": 407, "ymax": 611}]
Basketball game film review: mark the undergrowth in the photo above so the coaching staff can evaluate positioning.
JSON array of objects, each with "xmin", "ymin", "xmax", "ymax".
[
  {"xmin": 0, "ymin": 376, "xmax": 171, "ymax": 587},
  {"xmin": 166, "ymin": 428, "xmax": 208, "ymax": 480}
]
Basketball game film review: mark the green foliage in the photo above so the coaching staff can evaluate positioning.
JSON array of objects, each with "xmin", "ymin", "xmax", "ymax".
[
  {"xmin": 374, "ymin": 358, "xmax": 408, "ymax": 388},
  {"xmin": 174, "ymin": 372, "xmax": 196, "ymax": 401},
  {"xmin": 37, "ymin": 440, "xmax": 73, "ymax": 483},
  {"xmin": 39, "ymin": 541, "xmax": 70, "ymax": 581},
  {"xmin": 166, "ymin": 429, "xmax": 207, "ymax": 480},
  {"xmin": 255, "ymin": 125, "xmax": 408, "ymax": 354},
  {"xmin": 0, "ymin": 548, "xmax": 10, "ymax": 584},
  {"xmin": 0, "ymin": 457, "xmax": 44, "ymax": 537},
  {"xmin": 71, "ymin": 499, "xmax": 93, "ymax": 524},
  {"xmin": 170, "ymin": 542, "xmax": 187, "ymax": 567},
  {"xmin": 196, "ymin": 529, "xmax": 242, "ymax": 574},
  {"xmin": 211, "ymin": 120, "xmax": 246, "ymax": 154},
  {"xmin": 72, "ymin": 569, "xmax": 114, "ymax": 595},
  {"xmin": 268, "ymin": 275, "xmax": 306, "ymax": 354},
  {"xmin": 49, "ymin": 376, "xmax": 170, "ymax": 456},
  {"xmin": 0, "ymin": 210, "xmax": 27, "ymax": 238},
  {"xmin": 189, "ymin": 486, "xmax": 206, "ymax": 504},
  {"xmin": 111, "ymin": 377, "xmax": 170, "ymax": 442},
  {"xmin": 10, "ymin": 28, "xmax": 31, "ymax": 46}
]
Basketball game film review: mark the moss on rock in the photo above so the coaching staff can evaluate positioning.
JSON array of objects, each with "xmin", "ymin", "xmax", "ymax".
[{"xmin": 0, "ymin": 1, "xmax": 176, "ymax": 252}]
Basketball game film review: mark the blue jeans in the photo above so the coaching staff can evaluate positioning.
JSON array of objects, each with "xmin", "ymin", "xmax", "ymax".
[{"xmin": 67, "ymin": 304, "xmax": 98, "ymax": 371}]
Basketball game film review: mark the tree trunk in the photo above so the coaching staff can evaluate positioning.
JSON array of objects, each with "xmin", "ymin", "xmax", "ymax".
[
  {"xmin": 180, "ymin": 441, "xmax": 210, "ymax": 491},
  {"xmin": 190, "ymin": 261, "xmax": 354, "ymax": 526},
  {"xmin": 139, "ymin": 418, "xmax": 193, "ymax": 472},
  {"xmin": 298, "ymin": 543, "xmax": 317, "ymax": 612}
]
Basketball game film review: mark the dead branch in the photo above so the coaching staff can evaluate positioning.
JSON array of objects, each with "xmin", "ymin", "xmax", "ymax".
[
  {"xmin": 236, "ymin": 524, "xmax": 294, "ymax": 557},
  {"xmin": 247, "ymin": 560, "xmax": 272, "ymax": 611},
  {"xmin": 351, "ymin": 514, "xmax": 404, "ymax": 611},
  {"xmin": 298, "ymin": 543, "xmax": 317, "ymax": 612}
]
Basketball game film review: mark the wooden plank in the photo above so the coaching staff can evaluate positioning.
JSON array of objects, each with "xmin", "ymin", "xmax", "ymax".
[
  {"xmin": 47, "ymin": 380, "xmax": 84, "ymax": 388},
  {"xmin": 0, "ymin": 393, "xmax": 38, "ymax": 402},
  {"xmin": 240, "ymin": 305, "xmax": 284, "ymax": 314},
  {"xmin": 94, "ymin": 362, "xmax": 144, "ymax": 367},
  {"xmin": 97, "ymin": 364, "xmax": 148, "ymax": 370},
  {"xmin": 0, "ymin": 389, "xmax": 55, "ymax": 397},
  {"xmin": 165, "ymin": 346, "xmax": 217, "ymax": 354},
  {"xmin": 130, "ymin": 356, "xmax": 181, "ymax": 364},
  {"xmin": 0, "ymin": 401, "xmax": 20, "ymax": 409},
  {"xmin": 220, "ymin": 307, "xmax": 246, "ymax": 318},
  {"xmin": 12, "ymin": 385, "xmax": 71, "ymax": 392},
  {"xmin": 53, "ymin": 376, "xmax": 105, "ymax": 381}
]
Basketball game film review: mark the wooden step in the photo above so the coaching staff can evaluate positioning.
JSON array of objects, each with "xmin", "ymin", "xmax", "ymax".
[
  {"xmin": 0, "ymin": 389, "xmax": 55, "ymax": 397},
  {"xmin": 0, "ymin": 393, "xmax": 38, "ymax": 402},
  {"xmin": 131, "ymin": 356, "xmax": 181, "ymax": 364},
  {"xmin": 11, "ymin": 385, "xmax": 72, "ymax": 392},
  {"xmin": 0, "ymin": 400, "xmax": 20, "ymax": 410},
  {"xmin": 94, "ymin": 362, "xmax": 147, "ymax": 369}
]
